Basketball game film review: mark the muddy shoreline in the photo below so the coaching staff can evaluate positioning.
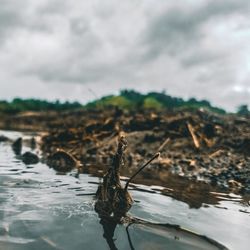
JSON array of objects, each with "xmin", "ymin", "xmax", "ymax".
[{"xmin": 1, "ymin": 108, "xmax": 250, "ymax": 196}]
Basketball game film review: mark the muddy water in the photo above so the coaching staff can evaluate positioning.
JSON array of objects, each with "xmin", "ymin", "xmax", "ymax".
[{"xmin": 0, "ymin": 130, "xmax": 249, "ymax": 250}]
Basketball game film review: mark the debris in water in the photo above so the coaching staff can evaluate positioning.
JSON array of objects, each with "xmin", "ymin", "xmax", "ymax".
[
  {"xmin": 21, "ymin": 152, "xmax": 39, "ymax": 165},
  {"xmin": 12, "ymin": 137, "xmax": 22, "ymax": 155},
  {"xmin": 47, "ymin": 149, "xmax": 79, "ymax": 172},
  {"xmin": 95, "ymin": 134, "xmax": 160, "ymax": 221},
  {"xmin": 0, "ymin": 135, "xmax": 9, "ymax": 142}
]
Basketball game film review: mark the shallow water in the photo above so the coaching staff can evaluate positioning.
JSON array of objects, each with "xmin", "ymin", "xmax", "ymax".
[{"xmin": 0, "ymin": 130, "xmax": 249, "ymax": 250}]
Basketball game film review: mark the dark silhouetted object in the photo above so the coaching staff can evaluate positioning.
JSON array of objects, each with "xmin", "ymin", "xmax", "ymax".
[
  {"xmin": 22, "ymin": 152, "xmax": 39, "ymax": 165},
  {"xmin": 47, "ymin": 149, "xmax": 78, "ymax": 172},
  {"xmin": 12, "ymin": 137, "xmax": 22, "ymax": 155}
]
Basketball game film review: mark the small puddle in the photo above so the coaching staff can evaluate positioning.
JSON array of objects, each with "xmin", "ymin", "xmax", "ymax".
[{"xmin": 0, "ymin": 130, "xmax": 249, "ymax": 250}]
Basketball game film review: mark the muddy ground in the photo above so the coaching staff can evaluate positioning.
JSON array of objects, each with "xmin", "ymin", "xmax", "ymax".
[{"xmin": 1, "ymin": 108, "xmax": 250, "ymax": 197}]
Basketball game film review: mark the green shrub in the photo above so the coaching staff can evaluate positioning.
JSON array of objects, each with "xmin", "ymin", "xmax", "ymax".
[{"xmin": 143, "ymin": 97, "xmax": 163, "ymax": 109}]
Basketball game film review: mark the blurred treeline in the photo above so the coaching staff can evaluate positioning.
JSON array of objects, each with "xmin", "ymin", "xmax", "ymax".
[
  {"xmin": 0, "ymin": 98, "xmax": 82, "ymax": 114},
  {"xmin": 0, "ymin": 90, "xmax": 249, "ymax": 115},
  {"xmin": 86, "ymin": 90, "xmax": 227, "ymax": 114}
]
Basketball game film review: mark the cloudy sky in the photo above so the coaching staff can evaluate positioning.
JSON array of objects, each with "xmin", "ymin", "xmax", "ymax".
[{"xmin": 0, "ymin": 0, "xmax": 250, "ymax": 111}]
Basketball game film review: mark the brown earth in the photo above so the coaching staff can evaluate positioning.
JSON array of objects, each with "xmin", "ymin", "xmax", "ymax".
[{"xmin": 1, "ymin": 108, "xmax": 250, "ymax": 198}]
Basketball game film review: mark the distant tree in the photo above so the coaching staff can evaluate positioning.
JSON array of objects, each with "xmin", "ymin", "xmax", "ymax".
[
  {"xmin": 237, "ymin": 105, "xmax": 249, "ymax": 115},
  {"xmin": 85, "ymin": 91, "xmax": 227, "ymax": 113},
  {"xmin": 0, "ymin": 98, "xmax": 82, "ymax": 114},
  {"xmin": 120, "ymin": 89, "xmax": 144, "ymax": 107},
  {"xmin": 0, "ymin": 91, "xmax": 227, "ymax": 114}
]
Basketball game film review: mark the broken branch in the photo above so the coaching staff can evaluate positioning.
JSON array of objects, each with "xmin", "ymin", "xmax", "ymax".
[{"xmin": 187, "ymin": 123, "xmax": 200, "ymax": 149}]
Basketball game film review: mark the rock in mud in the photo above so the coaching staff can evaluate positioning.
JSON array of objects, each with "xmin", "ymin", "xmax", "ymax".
[
  {"xmin": 21, "ymin": 152, "xmax": 39, "ymax": 165},
  {"xmin": 47, "ymin": 149, "xmax": 78, "ymax": 172},
  {"xmin": 12, "ymin": 137, "xmax": 22, "ymax": 155}
]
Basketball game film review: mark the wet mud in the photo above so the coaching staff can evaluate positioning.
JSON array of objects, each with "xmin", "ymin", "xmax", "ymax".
[{"xmin": 1, "ymin": 108, "xmax": 250, "ymax": 196}]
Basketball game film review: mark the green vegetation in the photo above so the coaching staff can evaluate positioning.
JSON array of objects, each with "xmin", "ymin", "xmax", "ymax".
[
  {"xmin": 143, "ymin": 97, "xmax": 163, "ymax": 110},
  {"xmin": 0, "ymin": 98, "xmax": 82, "ymax": 114},
  {"xmin": 0, "ymin": 90, "xmax": 230, "ymax": 114},
  {"xmin": 86, "ymin": 90, "xmax": 226, "ymax": 114},
  {"xmin": 237, "ymin": 105, "xmax": 249, "ymax": 116},
  {"xmin": 95, "ymin": 95, "xmax": 132, "ymax": 109}
]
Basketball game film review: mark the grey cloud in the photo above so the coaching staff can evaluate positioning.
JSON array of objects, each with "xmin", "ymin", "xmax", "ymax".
[
  {"xmin": 70, "ymin": 18, "xmax": 89, "ymax": 35},
  {"xmin": 14, "ymin": 3, "xmax": 141, "ymax": 84},
  {"xmin": 0, "ymin": 0, "xmax": 250, "ymax": 111},
  {"xmin": 0, "ymin": 1, "xmax": 68, "ymax": 41},
  {"xmin": 0, "ymin": 2, "xmax": 23, "ymax": 41},
  {"xmin": 142, "ymin": 10, "xmax": 200, "ymax": 61},
  {"xmin": 181, "ymin": 52, "xmax": 221, "ymax": 68},
  {"xmin": 19, "ymin": 25, "xmax": 104, "ymax": 83},
  {"xmin": 142, "ymin": 0, "xmax": 250, "ymax": 61},
  {"xmin": 38, "ymin": 0, "xmax": 68, "ymax": 15},
  {"xmin": 26, "ymin": 57, "xmax": 138, "ymax": 85}
]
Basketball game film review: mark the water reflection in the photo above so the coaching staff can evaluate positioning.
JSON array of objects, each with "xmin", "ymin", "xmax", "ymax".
[
  {"xmin": 1, "ymin": 130, "xmax": 249, "ymax": 250},
  {"xmin": 126, "ymin": 223, "xmax": 135, "ymax": 250},
  {"xmin": 97, "ymin": 214, "xmax": 231, "ymax": 250},
  {"xmin": 99, "ymin": 218, "xmax": 118, "ymax": 250},
  {"xmin": 76, "ymin": 162, "xmax": 250, "ymax": 209}
]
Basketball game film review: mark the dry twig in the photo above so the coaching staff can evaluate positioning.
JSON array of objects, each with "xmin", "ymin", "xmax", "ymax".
[{"xmin": 187, "ymin": 123, "xmax": 200, "ymax": 149}]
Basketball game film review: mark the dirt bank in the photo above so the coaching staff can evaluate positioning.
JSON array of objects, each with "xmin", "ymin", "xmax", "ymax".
[{"xmin": 1, "ymin": 108, "xmax": 250, "ymax": 194}]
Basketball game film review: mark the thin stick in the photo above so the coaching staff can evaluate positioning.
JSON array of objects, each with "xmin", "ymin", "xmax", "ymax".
[
  {"xmin": 125, "ymin": 152, "xmax": 160, "ymax": 190},
  {"xmin": 187, "ymin": 122, "xmax": 200, "ymax": 149},
  {"xmin": 158, "ymin": 137, "xmax": 170, "ymax": 152}
]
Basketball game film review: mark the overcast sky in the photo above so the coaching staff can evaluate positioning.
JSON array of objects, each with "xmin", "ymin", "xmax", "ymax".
[{"xmin": 0, "ymin": 0, "xmax": 250, "ymax": 111}]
